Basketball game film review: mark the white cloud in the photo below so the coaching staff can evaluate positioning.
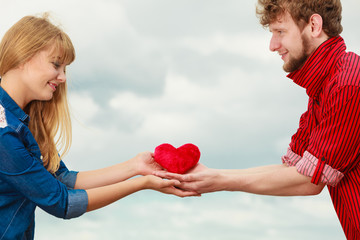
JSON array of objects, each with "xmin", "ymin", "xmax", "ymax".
[
  {"xmin": 107, "ymin": 68, "xmax": 256, "ymax": 140},
  {"xmin": 35, "ymin": 191, "xmax": 344, "ymax": 240},
  {"xmin": 69, "ymin": 92, "xmax": 101, "ymax": 123},
  {"xmin": 179, "ymin": 32, "xmax": 273, "ymax": 61},
  {"xmin": 2, "ymin": 1, "xmax": 358, "ymax": 239}
]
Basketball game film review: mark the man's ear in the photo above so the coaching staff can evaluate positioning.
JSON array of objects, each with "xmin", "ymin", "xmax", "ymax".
[{"xmin": 309, "ymin": 14, "xmax": 323, "ymax": 38}]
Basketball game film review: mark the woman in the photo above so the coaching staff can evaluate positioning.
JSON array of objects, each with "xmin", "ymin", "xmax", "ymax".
[{"xmin": 0, "ymin": 14, "xmax": 194, "ymax": 240}]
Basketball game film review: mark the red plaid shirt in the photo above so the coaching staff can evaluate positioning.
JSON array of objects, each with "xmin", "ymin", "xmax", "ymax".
[{"xmin": 282, "ymin": 36, "xmax": 360, "ymax": 239}]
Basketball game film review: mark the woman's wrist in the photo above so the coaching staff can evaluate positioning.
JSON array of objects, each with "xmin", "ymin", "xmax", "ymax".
[
  {"xmin": 129, "ymin": 152, "xmax": 153, "ymax": 176},
  {"xmin": 123, "ymin": 156, "xmax": 141, "ymax": 177},
  {"xmin": 137, "ymin": 175, "xmax": 152, "ymax": 190}
]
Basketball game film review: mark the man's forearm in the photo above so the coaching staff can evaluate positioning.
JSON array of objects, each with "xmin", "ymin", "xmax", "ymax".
[
  {"xmin": 221, "ymin": 164, "xmax": 285, "ymax": 175},
  {"xmin": 220, "ymin": 165, "xmax": 325, "ymax": 196}
]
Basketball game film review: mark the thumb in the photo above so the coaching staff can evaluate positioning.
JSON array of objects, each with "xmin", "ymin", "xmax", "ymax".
[{"xmin": 167, "ymin": 179, "xmax": 181, "ymax": 186}]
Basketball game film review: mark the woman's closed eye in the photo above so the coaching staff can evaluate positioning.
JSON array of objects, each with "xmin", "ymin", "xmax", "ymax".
[{"xmin": 52, "ymin": 62, "xmax": 61, "ymax": 69}]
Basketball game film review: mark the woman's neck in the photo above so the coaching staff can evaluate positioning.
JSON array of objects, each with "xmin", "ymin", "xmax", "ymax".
[{"xmin": 0, "ymin": 71, "xmax": 28, "ymax": 109}]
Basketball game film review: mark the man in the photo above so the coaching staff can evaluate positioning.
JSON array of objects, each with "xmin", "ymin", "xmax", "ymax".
[{"xmin": 155, "ymin": 0, "xmax": 360, "ymax": 238}]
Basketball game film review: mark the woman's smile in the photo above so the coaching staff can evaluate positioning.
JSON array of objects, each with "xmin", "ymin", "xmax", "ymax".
[{"xmin": 48, "ymin": 82, "xmax": 58, "ymax": 91}]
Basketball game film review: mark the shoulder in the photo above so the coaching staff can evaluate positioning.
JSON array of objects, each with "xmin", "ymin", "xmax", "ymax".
[
  {"xmin": 336, "ymin": 52, "xmax": 360, "ymax": 87},
  {"xmin": 0, "ymin": 105, "xmax": 41, "ymax": 174},
  {"xmin": 322, "ymin": 53, "xmax": 360, "ymax": 111},
  {"xmin": 0, "ymin": 104, "xmax": 6, "ymax": 128},
  {"xmin": 0, "ymin": 104, "xmax": 23, "ymax": 133},
  {"xmin": 0, "ymin": 103, "xmax": 35, "ymax": 151}
]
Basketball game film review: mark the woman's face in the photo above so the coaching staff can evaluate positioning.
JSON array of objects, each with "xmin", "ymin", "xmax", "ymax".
[{"xmin": 20, "ymin": 46, "xmax": 67, "ymax": 105}]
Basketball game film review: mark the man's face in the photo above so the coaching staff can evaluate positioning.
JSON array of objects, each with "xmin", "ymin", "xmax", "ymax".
[{"xmin": 269, "ymin": 12, "xmax": 312, "ymax": 72}]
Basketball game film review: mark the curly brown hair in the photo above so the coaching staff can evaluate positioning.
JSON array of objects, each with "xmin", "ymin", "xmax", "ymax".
[{"xmin": 256, "ymin": 0, "xmax": 343, "ymax": 37}]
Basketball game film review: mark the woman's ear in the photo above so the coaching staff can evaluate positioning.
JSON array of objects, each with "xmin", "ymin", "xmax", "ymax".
[{"xmin": 17, "ymin": 60, "xmax": 28, "ymax": 71}]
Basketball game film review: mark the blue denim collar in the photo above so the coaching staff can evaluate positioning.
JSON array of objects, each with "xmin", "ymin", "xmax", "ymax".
[{"xmin": 0, "ymin": 86, "xmax": 29, "ymax": 125}]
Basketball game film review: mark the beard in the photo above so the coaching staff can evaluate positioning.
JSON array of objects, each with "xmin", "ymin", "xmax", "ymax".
[{"xmin": 283, "ymin": 33, "xmax": 311, "ymax": 73}]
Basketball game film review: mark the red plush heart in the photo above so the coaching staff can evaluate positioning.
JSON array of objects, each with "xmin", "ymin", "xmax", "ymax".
[{"xmin": 154, "ymin": 143, "xmax": 200, "ymax": 174}]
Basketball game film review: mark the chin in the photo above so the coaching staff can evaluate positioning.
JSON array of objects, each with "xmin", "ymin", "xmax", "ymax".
[
  {"xmin": 40, "ymin": 93, "xmax": 55, "ymax": 101},
  {"xmin": 282, "ymin": 64, "xmax": 292, "ymax": 73}
]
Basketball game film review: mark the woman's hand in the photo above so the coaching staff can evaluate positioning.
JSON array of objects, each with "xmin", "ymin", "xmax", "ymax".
[
  {"xmin": 132, "ymin": 151, "xmax": 164, "ymax": 176},
  {"xmin": 153, "ymin": 163, "xmax": 225, "ymax": 194},
  {"xmin": 143, "ymin": 175, "xmax": 200, "ymax": 197},
  {"xmin": 86, "ymin": 174, "xmax": 200, "ymax": 212}
]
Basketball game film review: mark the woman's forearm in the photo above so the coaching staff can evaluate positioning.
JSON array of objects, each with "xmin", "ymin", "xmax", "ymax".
[
  {"xmin": 75, "ymin": 159, "xmax": 136, "ymax": 190},
  {"xmin": 84, "ymin": 175, "xmax": 197, "ymax": 212},
  {"xmin": 85, "ymin": 176, "xmax": 146, "ymax": 212}
]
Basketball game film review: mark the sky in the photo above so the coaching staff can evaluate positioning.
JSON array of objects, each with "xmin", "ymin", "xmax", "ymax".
[{"xmin": 1, "ymin": 0, "xmax": 360, "ymax": 239}]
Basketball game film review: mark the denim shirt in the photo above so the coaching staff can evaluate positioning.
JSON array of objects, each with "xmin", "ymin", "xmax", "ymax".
[{"xmin": 0, "ymin": 86, "xmax": 88, "ymax": 240}]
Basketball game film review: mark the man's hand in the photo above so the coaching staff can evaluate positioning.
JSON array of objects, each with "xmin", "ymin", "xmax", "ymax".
[
  {"xmin": 143, "ymin": 175, "xmax": 201, "ymax": 197},
  {"xmin": 154, "ymin": 163, "xmax": 225, "ymax": 194}
]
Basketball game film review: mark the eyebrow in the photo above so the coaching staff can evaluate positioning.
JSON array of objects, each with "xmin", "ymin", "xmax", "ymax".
[
  {"xmin": 49, "ymin": 55, "xmax": 63, "ymax": 63},
  {"xmin": 269, "ymin": 26, "xmax": 286, "ymax": 33}
]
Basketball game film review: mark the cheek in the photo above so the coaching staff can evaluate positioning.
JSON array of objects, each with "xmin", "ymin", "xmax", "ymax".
[
  {"xmin": 38, "ymin": 68, "xmax": 58, "ymax": 82},
  {"xmin": 292, "ymin": 43, "xmax": 305, "ymax": 57},
  {"xmin": 289, "ymin": 32, "xmax": 303, "ymax": 49}
]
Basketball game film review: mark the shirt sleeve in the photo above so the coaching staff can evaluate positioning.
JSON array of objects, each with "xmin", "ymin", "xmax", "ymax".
[
  {"xmin": 286, "ymin": 86, "xmax": 360, "ymax": 186},
  {"xmin": 289, "ymin": 109, "xmax": 311, "ymax": 156},
  {"xmin": 55, "ymin": 160, "xmax": 79, "ymax": 189},
  {"xmin": 282, "ymin": 147, "xmax": 344, "ymax": 187},
  {"xmin": 0, "ymin": 129, "xmax": 88, "ymax": 219}
]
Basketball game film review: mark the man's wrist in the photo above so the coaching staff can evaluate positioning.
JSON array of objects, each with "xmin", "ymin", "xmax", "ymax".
[{"xmin": 219, "ymin": 170, "xmax": 243, "ymax": 192}]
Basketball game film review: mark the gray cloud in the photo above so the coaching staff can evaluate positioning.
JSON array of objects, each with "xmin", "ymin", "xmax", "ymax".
[{"xmin": 1, "ymin": 0, "xmax": 358, "ymax": 239}]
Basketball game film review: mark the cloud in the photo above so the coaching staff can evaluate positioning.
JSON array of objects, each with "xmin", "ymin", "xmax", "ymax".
[
  {"xmin": 67, "ymin": 64, "xmax": 306, "ymax": 170},
  {"xmin": 2, "ymin": 0, "xmax": 359, "ymax": 239},
  {"xmin": 35, "ymin": 191, "xmax": 344, "ymax": 240},
  {"xmin": 122, "ymin": 0, "xmax": 260, "ymax": 37},
  {"xmin": 178, "ymin": 32, "xmax": 273, "ymax": 61}
]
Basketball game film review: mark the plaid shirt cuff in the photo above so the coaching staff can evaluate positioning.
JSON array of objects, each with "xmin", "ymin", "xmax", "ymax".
[
  {"xmin": 296, "ymin": 151, "xmax": 344, "ymax": 187},
  {"xmin": 281, "ymin": 148, "xmax": 302, "ymax": 167}
]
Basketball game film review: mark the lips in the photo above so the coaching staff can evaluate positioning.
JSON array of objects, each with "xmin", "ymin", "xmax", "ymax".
[
  {"xmin": 48, "ymin": 82, "xmax": 58, "ymax": 91},
  {"xmin": 279, "ymin": 52, "xmax": 288, "ymax": 61}
]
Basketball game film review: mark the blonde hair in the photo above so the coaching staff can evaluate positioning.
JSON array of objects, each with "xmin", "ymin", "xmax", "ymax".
[{"xmin": 0, "ymin": 13, "xmax": 75, "ymax": 173}]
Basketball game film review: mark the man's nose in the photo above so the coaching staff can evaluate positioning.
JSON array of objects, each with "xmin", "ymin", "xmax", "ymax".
[{"xmin": 269, "ymin": 35, "xmax": 280, "ymax": 52}]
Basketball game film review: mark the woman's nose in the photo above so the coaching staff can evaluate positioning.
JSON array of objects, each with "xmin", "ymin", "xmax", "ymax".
[{"xmin": 57, "ymin": 70, "xmax": 66, "ymax": 83}]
